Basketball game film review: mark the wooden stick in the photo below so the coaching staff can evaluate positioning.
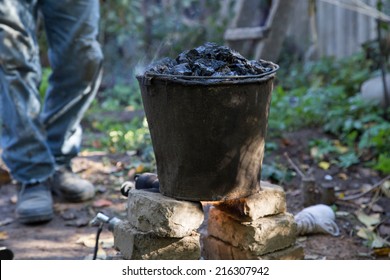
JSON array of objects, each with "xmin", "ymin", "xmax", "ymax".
[
  {"xmin": 340, "ymin": 174, "xmax": 390, "ymax": 201},
  {"xmin": 283, "ymin": 152, "xmax": 306, "ymax": 178}
]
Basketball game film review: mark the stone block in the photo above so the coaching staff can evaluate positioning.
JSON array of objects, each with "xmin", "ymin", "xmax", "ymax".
[
  {"xmin": 114, "ymin": 221, "xmax": 200, "ymax": 260},
  {"xmin": 127, "ymin": 189, "xmax": 204, "ymax": 238},
  {"xmin": 214, "ymin": 181, "xmax": 286, "ymax": 221},
  {"xmin": 208, "ymin": 207, "xmax": 297, "ymax": 255},
  {"xmin": 202, "ymin": 235, "xmax": 304, "ymax": 260}
]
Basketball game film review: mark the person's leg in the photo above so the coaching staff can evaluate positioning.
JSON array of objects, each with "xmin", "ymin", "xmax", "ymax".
[
  {"xmin": 40, "ymin": 0, "xmax": 103, "ymax": 165},
  {"xmin": 39, "ymin": 0, "xmax": 103, "ymax": 201},
  {"xmin": 0, "ymin": 0, "xmax": 54, "ymax": 223},
  {"xmin": 0, "ymin": 0, "xmax": 56, "ymax": 183}
]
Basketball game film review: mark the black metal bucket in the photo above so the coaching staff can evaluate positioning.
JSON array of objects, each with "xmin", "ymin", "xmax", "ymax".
[{"xmin": 137, "ymin": 61, "xmax": 278, "ymax": 201}]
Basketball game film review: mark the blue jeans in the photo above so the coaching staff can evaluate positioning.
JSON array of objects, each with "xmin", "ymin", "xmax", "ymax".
[{"xmin": 0, "ymin": 0, "xmax": 103, "ymax": 184}]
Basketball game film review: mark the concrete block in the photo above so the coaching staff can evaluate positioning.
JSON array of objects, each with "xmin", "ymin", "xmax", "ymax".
[
  {"xmin": 214, "ymin": 181, "xmax": 286, "ymax": 221},
  {"xmin": 114, "ymin": 221, "xmax": 200, "ymax": 260},
  {"xmin": 202, "ymin": 235, "xmax": 304, "ymax": 260},
  {"xmin": 127, "ymin": 189, "xmax": 204, "ymax": 237},
  {"xmin": 208, "ymin": 207, "xmax": 297, "ymax": 255}
]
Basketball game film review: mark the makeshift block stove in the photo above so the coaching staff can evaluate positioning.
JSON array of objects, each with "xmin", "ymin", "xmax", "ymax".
[
  {"xmin": 113, "ymin": 43, "xmax": 303, "ymax": 260},
  {"xmin": 201, "ymin": 181, "xmax": 303, "ymax": 260},
  {"xmin": 114, "ymin": 189, "xmax": 204, "ymax": 260},
  {"xmin": 113, "ymin": 181, "xmax": 303, "ymax": 260}
]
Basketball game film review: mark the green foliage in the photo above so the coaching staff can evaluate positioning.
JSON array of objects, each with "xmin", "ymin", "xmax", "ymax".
[
  {"xmin": 269, "ymin": 85, "xmax": 348, "ymax": 133},
  {"xmin": 358, "ymin": 121, "xmax": 390, "ymax": 153},
  {"xmin": 278, "ymin": 53, "xmax": 371, "ymax": 94},
  {"xmin": 38, "ymin": 67, "xmax": 52, "ymax": 101},
  {"xmin": 87, "ymin": 115, "xmax": 152, "ymax": 155},
  {"xmin": 108, "ymin": 117, "xmax": 151, "ymax": 153},
  {"xmin": 372, "ymin": 154, "xmax": 390, "ymax": 174},
  {"xmin": 271, "ymin": 53, "xmax": 373, "ymax": 135},
  {"xmin": 337, "ymin": 152, "xmax": 360, "ymax": 169},
  {"xmin": 271, "ymin": 53, "xmax": 390, "ymax": 173},
  {"xmin": 100, "ymin": 78, "xmax": 142, "ymax": 110},
  {"xmin": 261, "ymin": 162, "xmax": 294, "ymax": 183},
  {"xmin": 309, "ymin": 139, "xmax": 339, "ymax": 161}
]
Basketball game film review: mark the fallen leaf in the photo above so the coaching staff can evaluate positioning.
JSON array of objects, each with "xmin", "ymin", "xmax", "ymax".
[
  {"xmin": 333, "ymin": 140, "xmax": 349, "ymax": 154},
  {"xmin": 76, "ymin": 234, "xmax": 96, "ymax": 248},
  {"xmin": 0, "ymin": 231, "xmax": 9, "ymax": 240},
  {"xmin": 281, "ymin": 138, "xmax": 293, "ymax": 146},
  {"xmin": 356, "ymin": 211, "xmax": 381, "ymax": 227},
  {"xmin": 356, "ymin": 227, "xmax": 389, "ymax": 248},
  {"xmin": 337, "ymin": 192, "xmax": 345, "ymax": 199},
  {"xmin": 372, "ymin": 237, "xmax": 388, "ymax": 249},
  {"xmin": 319, "ymin": 161, "xmax": 331, "ymax": 170},
  {"xmin": 135, "ymin": 164, "xmax": 145, "ymax": 173},
  {"xmin": 381, "ymin": 180, "xmax": 390, "ymax": 198},
  {"xmin": 96, "ymin": 248, "xmax": 107, "ymax": 260},
  {"xmin": 356, "ymin": 228, "xmax": 373, "ymax": 240},
  {"xmin": 93, "ymin": 199, "xmax": 113, "ymax": 208},
  {"xmin": 337, "ymin": 173, "xmax": 348, "ymax": 180},
  {"xmin": 310, "ymin": 147, "xmax": 322, "ymax": 159},
  {"xmin": 101, "ymin": 238, "xmax": 114, "ymax": 249},
  {"xmin": 372, "ymin": 247, "xmax": 390, "ymax": 257}
]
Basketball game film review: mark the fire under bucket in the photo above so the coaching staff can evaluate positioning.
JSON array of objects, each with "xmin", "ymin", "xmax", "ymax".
[{"xmin": 137, "ymin": 61, "xmax": 278, "ymax": 201}]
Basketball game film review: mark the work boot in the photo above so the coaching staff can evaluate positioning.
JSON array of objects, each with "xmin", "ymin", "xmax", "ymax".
[
  {"xmin": 16, "ymin": 182, "xmax": 54, "ymax": 224},
  {"xmin": 50, "ymin": 166, "xmax": 95, "ymax": 202}
]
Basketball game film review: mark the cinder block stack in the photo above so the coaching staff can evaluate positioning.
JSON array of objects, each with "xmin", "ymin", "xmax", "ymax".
[
  {"xmin": 113, "ymin": 189, "xmax": 204, "ymax": 260},
  {"xmin": 202, "ymin": 181, "xmax": 304, "ymax": 260}
]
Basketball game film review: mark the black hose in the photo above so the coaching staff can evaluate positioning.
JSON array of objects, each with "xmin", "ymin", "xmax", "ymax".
[{"xmin": 93, "ymin": 223, "xmax": 104, "ymax": 260}]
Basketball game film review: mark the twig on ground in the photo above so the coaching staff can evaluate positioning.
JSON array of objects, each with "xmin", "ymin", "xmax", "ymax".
[
  {"xmin": 340, "ymin": 174, "xmax": 390, "ymax": 201},
  {"xmin": 284, "ymin": 152, "xmax": 306, "ymax": 178}
]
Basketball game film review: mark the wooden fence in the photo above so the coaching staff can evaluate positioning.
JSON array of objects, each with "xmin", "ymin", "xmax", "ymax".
[
  {"xmin": 287, "ymin": 0, "xmax": 385, "ymax": 59},
  {"xmin": 316, "ymin": 0, "xmax": 379, "ymax": 58}
]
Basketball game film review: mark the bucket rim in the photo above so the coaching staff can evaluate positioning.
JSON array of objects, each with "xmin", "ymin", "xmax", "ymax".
[{"xmin": 137, "ymin": 59, "xmax": 279, "ymax": 85}]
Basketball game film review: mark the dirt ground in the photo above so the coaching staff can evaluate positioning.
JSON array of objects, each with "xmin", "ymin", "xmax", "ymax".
[{"xmin": 0, "ymin": 128, "xmax": 389, "ymax": 260}]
